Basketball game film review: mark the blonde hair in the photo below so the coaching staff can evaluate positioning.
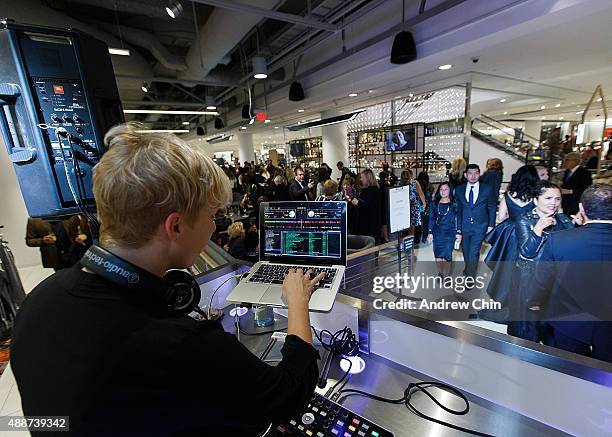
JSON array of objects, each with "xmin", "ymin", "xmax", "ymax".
[
  {"xmin": 450, "ymin": 156, "xmax": 467, "ymax": 177},
  {"xmin": 486, "ymin": 158, "xmax": 503, "ymax": 171},
  {"xmin": 360, "ymin": 169, "xmax": 378, "ymax": 188},
  {"xmin": 323, "ymin": 179, "xmax": 339, "ymax": 196},
  {"xmin": 227, "ymin": 221, "xmax": 244, "ymax": 239},
  {"xmin": 400, "ymin": 169, "xmax": 413, "ymax": 186},
  {"xmin": 94, "ymin": 122, "xmax": 231, "ymax": 247}
]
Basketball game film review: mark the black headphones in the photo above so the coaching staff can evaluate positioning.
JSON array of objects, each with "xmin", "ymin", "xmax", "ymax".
[{"xmin": 80, "ymin": 245, "xmax": 203, "ymax": 317}]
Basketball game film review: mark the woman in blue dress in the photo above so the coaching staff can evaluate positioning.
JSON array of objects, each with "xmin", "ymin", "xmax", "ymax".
[{"xmin": 427, "ymin": 182, "xmax": 459, "ymax": 277}]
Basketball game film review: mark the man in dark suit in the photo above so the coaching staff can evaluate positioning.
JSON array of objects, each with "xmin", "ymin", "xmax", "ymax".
[
  {"xmin": 25, "ymin": 216, "xmax": 79, "ymax": 271},
  {"xmin": 289, "ymin": 166, "xmax": 315, "ymax": 201},
  {"xmin": 560, "ymin": 152, "xmax": 592, "ymax": 216},
  {"xmin": 533, "ymin": 184, "xmax": 612, "ymax": 362},
  {"xmin": 454, "ymin": 164, "xmax": 497, "ymax": 279}
]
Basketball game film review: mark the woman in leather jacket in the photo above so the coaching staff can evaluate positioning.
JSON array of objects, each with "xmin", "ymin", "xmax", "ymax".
[{"xmin": 510, "ymin": 181, "xmax": 574, "ymax": 342}]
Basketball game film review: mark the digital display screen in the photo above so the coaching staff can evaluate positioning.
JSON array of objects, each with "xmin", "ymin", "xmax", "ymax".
[{"xmin": 261, "ymin": 202, "xmax": 346, "ymax": 262}]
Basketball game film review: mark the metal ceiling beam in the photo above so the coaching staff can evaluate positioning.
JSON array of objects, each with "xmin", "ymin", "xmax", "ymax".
[
  {"xmin": 191, "ymin": 0, "xmax": 339, "ymax": 31},
  {"xmin": 115, "ymin": 74, "xmax": 246, "ymax": 89},
  {"xmin": 122, "ymin": 100, "xmax": 210, "ymax": 108}
]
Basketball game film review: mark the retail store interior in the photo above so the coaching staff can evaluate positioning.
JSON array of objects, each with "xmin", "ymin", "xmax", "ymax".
[{"xmin": 0, "ymin": 0, "xmax": 611, "ymax": 436}]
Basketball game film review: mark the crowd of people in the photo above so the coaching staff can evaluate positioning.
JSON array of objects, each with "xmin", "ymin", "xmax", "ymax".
[{"xmin": 212, "ymin": 152, "xmax": 609, "ymax": 362}]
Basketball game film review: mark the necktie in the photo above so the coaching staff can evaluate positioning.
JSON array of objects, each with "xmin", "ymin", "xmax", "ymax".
[{"xmin": 469, "ymin": 186, "xmax": 474, "ymax": 206}]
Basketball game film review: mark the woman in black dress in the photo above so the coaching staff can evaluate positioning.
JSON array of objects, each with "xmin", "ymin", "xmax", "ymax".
[
  {"xmin": 427, "ymin": 182, "xmax": 459, "ymax": 277},
  {"xmin": 354, "ymin": 169, "xmax": 382, "ymax": 243}
]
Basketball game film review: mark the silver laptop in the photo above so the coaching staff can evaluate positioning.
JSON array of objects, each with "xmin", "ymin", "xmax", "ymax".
[{"xmin": 226, "ymin": 201, "xmax": 346, "ymax": 312}]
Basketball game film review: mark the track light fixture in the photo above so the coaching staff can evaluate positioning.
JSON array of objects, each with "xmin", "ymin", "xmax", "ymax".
[
  {"xmin": 141, "ymin": 82, "xmax": 149, "ymax": 93},
  {"xmin": 252, "ymin": 56, "xmax": 268, "ymax": 79},
  {"xmin": 166, "ymin": 1, "xmax": 183, "ymax": 19}
]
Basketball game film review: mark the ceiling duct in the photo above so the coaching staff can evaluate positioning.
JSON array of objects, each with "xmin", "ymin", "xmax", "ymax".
[
  {"xmin": 287, "ymin": 111, "xmax": 364, "ymax": 131},
  {"xmin": 179, "ymin": 0, "xmax": 278, "ymax": 81},
  {"xmin": 98, "ymin": 24, "xmax": 188, "ymax": 71}
]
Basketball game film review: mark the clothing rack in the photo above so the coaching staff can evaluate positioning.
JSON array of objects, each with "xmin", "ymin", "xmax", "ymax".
[{"xmin": 0, "ymin": 226, "xmax": 25, "ymax": 338}]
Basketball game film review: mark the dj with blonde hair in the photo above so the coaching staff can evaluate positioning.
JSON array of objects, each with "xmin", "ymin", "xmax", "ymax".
[{"xmin": 12, "ymin": 122, "xmax": 322, "ymax": 436}]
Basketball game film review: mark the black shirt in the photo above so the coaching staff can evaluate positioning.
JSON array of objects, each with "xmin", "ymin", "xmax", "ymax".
[{"xmin": 11, "ymin": 266, "xmax": 319, "ymax": 436}]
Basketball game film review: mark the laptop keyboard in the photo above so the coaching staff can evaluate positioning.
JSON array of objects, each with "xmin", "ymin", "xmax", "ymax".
[{"xmin": 248, "ymin": 264, "xmax": 336, "ymax": 288}]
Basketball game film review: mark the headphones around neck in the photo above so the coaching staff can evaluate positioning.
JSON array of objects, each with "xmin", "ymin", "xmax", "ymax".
[{"xmin": 80, "ymin": 245, "xmax": 203, "ymax": 317}]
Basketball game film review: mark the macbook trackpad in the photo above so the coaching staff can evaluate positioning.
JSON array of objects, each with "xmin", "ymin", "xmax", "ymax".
[{"xmin": 260, "ymin": 285, "xmax": 286, "ymax": 307}]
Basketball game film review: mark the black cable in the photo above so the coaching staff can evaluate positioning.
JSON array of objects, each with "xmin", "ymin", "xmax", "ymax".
[
  {"xmin": 259, "ymin": 337, "xmax": 277, "ymax": 361},
  {"xmin": 338, "ymin": 382, "xmax": 495, "ymax": 437}
]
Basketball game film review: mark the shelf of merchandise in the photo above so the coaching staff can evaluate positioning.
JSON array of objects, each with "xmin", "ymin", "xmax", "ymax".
[{"xmin": 289, "ymin": 136, "xmax": 322, "ymax": 168}]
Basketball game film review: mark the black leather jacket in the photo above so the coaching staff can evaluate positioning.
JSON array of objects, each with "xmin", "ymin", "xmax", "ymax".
[{"xmin": 515, "ymin": 209, "xmax": 573, "ymax": 261}]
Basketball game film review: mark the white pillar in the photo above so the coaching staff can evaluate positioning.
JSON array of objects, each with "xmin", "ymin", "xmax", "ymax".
[
  {"xmin": 237, "ymin": 133, "xmax": 255, "ymax": 164},
  {"xmin": 321, "ymin": 110, "xmax": 349, "ymax": 180},
  {"xmin": 523, "ymin": 120, "xmax": 542, "ymax": 143}
]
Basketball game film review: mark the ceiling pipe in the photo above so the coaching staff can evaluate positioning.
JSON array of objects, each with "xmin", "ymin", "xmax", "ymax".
[
  {"xmin": 191, "ymin": 0, "xmax": 338, "ymax": 31},
  {"xmin": 62, "ymin": 0, "xmax": 187, "ymax": 20},
  {"xmin": 115, "ymin": 74, "xmax": 245, "ymax": 89},
  {"xmin": 98, "ymin": 23, "xmax": 188, "ymax": 71}
]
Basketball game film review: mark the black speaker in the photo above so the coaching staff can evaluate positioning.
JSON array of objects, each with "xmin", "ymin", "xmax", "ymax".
[
  {"xmin": 289, "ymin": 81, "xmax": 305, "ymax": 101},
  {"xmin": 196, "ymin": 126, "xmax": 205, "ymax": 136},
  {"xmin": 390, "ymin": 30, "xmax": 417, "ymax": 64},
  {"xmin": 242, "ymin": 104, "xmax": 251, "ymax": 119},
  {"xmin": 214, "ymin": 117, "xmax": 224, "ymax": 130}
]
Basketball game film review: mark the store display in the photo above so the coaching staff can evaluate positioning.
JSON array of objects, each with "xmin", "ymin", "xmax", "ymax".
[{"xmin": 289, "ymin": 137, "xmax": 322, "ymax": 167}]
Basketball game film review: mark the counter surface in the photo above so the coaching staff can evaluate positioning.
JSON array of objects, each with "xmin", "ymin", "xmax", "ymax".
[{"xmin": 220, "ymin": 310, "xmax": 568, "ymax": 437}]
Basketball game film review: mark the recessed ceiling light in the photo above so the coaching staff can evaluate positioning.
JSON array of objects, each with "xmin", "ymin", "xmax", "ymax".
[
  {"xmin": 206, "ymin": 105, "xmax": 217, "ymax": 110},
  {"xmin": 368, "ymin": 90, "xmax": 374, "ymax": 93},
  {"xmin": 408, "ymin": 93, "xmax": 414, "ymax": 97},
  {"xmin": 297, "ymin": 109, "xmax": 304, "ymax": 113},
  {"xmin": 297, "ymin": 121, "xmax": 301, "ymax": 125},
  {"xmin": 438, "ymin": 64, "xmax": 452, "ymax": 70},
  {"xmin": 555, "ymin": 103, "xmax": 561, "ymax": 108},
  {"xmin": 499, "ymin": 99, "xmax": 507, "ymax": 103},
  {"xmin": 182, "ymin": 121, "xmax": 190, "ymax": 125},
  {"xmin": 108, "ymin": 47, "xmax": 130, "ymax": 56},
  {"xmin": 264, "ymin": 119, "xmax": 271, "ymax": 123},
  {"xmin": 348, "ymin": 93, "xmax": 358, "ymax": 97},
  {"xmin": 540, "ymin": 105, "xmax": 546, "ymax": 110},
  {"xmin": 576, "ymin": 111, "xmax": 584, "ymax": 114},
  {"xmin": 559, "ymin": 117, "xmax": 564, "ymax": 120},
  {"xmin": 597, "ymin": 97, "xmax": 603, "ymax": 102},
  {"xmin": 503, "ymin": 111, "xmax": 508, "ymax": 115},
  {"xmin": 240, "ymin": 126, "xmax": 247, "ymax": 130},
  {"xmin": 274, "ymin": 126, "xmax": 279, "ymax": 129}
]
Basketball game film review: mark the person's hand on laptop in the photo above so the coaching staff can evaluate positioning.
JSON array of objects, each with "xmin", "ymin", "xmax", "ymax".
[
  {"xmin": 282, "ymin": 268, "xmax": 325, "ymax": 307},
  {"xmin": 283, "ymin": 268, "xmax": 325, "ymax": 345}
]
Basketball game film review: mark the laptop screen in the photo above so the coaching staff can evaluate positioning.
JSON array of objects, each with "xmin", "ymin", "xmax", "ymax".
[{"xmin": 259, "ymin": 201, "xmax": 347, "ymax": 266}]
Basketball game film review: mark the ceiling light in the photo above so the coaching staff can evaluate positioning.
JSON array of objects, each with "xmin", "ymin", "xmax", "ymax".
[
  {"xmin": 559, "ymin": 117, "xmax": 564, "ymax": 120},
  {"xmin": 555, "ymin": 103, "xmax": 561, "ymax": 108},
  {"xmin": 348, "ymin": 93, "xmax": 358, "ymax": 97},
  {"xmin": 108, "ymin": 47, "xmax": 130, "ymax": 56},
  {"xmin": 252, "ymin": 56, "xmax": 268, "ymax": 79},
  {"xmin": 540, "ymin": 105, "xmax": 546, "ymax": 110},
  {"xmin": 438, "ymin": 64, "xmax": 452, "ymax": 70},
  {"xmin": 576, "ymin": 111, "xmax": 584, "ymax": 114},
  {"xmin": 395, "ymin": 96, "xmax": 402, "ymax": 99},
  {"xmin": 541, "ymin": 116, "xmax": 546, "ymax": 119},
  {"xmin": 166, "ymin": 0, "xmax": 183, "ymax": 19},
  {"xmin": 240, "ymin": 126, "xmax": 247, "ymax": 130},
  {"xmin": 181, "ymin": 121, "xmax": 190, "ymax": 125},
  {"xmin": 597, "ymin": 97, "xmax": 603, "ymax": 102},
  {"xmin": 297, "ymin": 109, "xmax": 304, "ymax": 113},
  {"xmin": 264, "ymin": 119, "xmax": 271, "ymax": 123},
  {"xmin": 274, "ymin": 126, "xmax": 279, "ymax": 129},
  {"xmin": 499, "ymin": 99, "xmax": 507, "ymax": 103},
  {"xmin": 141, "ymin": 82, "xmax": 149, "ymax": 93},
  {"xmin": 134, "ymin": 129, "xmax": 189, "ymax": 133},
  {"xmin": 123, "ymin": 109, "xmax": 218, "ymax": 115},
  {"xmin": 503, "ymin": 111, "xmax": 508, "ymax": 115},
  {"xmin": 408, "ymin": 93, "xmax": 414, "ymax": 97},
  {"xmin": 368, "ymin": 90, "xmax": 374, "ymax": 93},
  {"xmin": 205, "ymin": 95, "xmax": 216, "ymax": 110},
  {"xmin": 390, "ymin": 30, "xmax": 417, "ymax": 64}
]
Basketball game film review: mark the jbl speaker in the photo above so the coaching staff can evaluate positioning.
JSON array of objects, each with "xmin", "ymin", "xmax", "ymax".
[{"xmin": 289, "ymin": 81, "xmax": 305, "ymax": 101}]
